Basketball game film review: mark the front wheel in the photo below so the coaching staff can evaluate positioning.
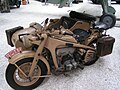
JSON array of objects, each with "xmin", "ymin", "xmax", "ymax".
[{"xmin": 5, "ymin": 58, "xmax": 48, "ymax": 90}]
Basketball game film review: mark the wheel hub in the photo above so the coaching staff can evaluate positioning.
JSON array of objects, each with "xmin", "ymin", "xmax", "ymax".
[{"xmin": 14, "ymin": 62, "xmax": 41, "ymax": 86}]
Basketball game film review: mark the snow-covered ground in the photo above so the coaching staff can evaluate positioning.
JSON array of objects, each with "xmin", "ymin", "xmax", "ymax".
[{"xmin": 0, "ymin": 0, "xmax": 120, "ymax": 90}]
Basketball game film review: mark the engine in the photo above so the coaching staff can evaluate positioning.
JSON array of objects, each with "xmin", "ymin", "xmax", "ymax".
[{"xmin": 56, "ymin": 47, "xmax": 82, "ymax": 71}]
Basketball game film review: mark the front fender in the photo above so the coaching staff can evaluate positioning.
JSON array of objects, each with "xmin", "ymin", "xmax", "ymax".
[
  {"xmin": 8, "ymin": 51, "xmax": 35, "ymax": 64},
  {"xmin": 9, "ymin": 50, "xmax": 51, "ymax": 74}
]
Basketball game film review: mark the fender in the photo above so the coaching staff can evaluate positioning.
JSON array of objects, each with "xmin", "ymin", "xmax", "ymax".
[{"xmin": 9, "ymin": 51, "xmax": 51, "ymax": 74}]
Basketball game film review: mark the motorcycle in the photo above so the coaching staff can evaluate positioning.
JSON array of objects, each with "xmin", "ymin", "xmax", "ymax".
[{"xmin": 5, "ymin": 11, "xmax": 116, "ymax": 90}]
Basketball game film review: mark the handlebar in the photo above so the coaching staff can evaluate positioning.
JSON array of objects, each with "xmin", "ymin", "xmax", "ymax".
[{"xmin": 18, "ymin": 33, "xmax": 30, "ymax": 42}]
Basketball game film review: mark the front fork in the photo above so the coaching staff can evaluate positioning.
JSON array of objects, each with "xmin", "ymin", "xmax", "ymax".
[{"xmin": 28, "ymin": 34, "xmax": 48, "ymax": 77}]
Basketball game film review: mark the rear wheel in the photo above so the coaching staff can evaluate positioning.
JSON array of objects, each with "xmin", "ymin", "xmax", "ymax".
[{"xmin": 5, "ymin": 58, "xmax": 48, "ymax": 90}]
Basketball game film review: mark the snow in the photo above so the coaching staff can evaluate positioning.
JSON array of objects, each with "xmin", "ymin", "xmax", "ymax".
[{"xmin": 0, "ymin": 0, "xmax": 120, "ymax": 90}]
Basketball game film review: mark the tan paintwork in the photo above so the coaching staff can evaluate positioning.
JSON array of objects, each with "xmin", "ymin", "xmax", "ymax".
[
  {"xmin": 43, "ymin": 36, "xmax": 95, "ymax": 69},
  {"xmin": 12, "ymin": 27, "xmax": 36, "ymax": 47},
  {"xmin": 9, "ymin": 20, "xmax": 99, "ymax": 70},
  {"xmin": 46, "ymin": 17, "xmax": 91, "ymax": 31},
  {"xmin": 84, "ymin": 29, "xmax": 100, "ymax": 45},
  {"xmin": 8, "ymin": 51, "xmax": 35, "ymax": 64},
  {"xmin": 9, "ymin": 30, "xmax": 96, "ymax": 72},
  {"xmin": 70, "ymin": 21, "xmax": 90, "ymax": 31},
  {"xmin": 28, "ymin": 34, "xmax": 48, "ymax": 77},
  {"xmin": 58, "ymin": 36, "xmax": 77, "ymax": 43},
  {"xmin": 8, "ymin": 50, "xmax": 51, "ymax": 75}
]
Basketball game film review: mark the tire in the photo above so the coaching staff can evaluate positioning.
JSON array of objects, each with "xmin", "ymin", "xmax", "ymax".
[
  {"xmin": 100, "ymin": 14, "xmax": 116, "ymax": 29},
  {"xmin": 91, "ymin": 0, "xmax": 100, "ymax": 4},
  {"xmin": 5, "ymin": 58, "xmax": 48, "ymax": 90}
]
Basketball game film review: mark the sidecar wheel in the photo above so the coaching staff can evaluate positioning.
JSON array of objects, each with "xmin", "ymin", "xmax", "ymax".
[{"xmin": 5, "ymin": 58, "xmax": 48, "ymax": 90}]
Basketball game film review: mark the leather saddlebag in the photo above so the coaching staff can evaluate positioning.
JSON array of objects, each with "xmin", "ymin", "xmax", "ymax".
[{"xmin": 97, "ymin": 36, "xmax": 115, "ymax": 56}]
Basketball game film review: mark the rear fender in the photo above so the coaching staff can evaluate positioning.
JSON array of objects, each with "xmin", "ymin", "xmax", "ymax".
[{"xmin": 8, "ymin": 51, "xmax": 51, "ymax": 74}]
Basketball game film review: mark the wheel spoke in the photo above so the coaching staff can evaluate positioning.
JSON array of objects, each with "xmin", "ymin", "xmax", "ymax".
[{"xmin": 15, "ymin": 63, "xmax": 28, "ymax": 78}]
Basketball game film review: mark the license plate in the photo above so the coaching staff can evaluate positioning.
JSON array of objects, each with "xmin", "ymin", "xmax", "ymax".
[{"xmin": 5, "ymin": 47, "xmax": 22, "ymax": 59}]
